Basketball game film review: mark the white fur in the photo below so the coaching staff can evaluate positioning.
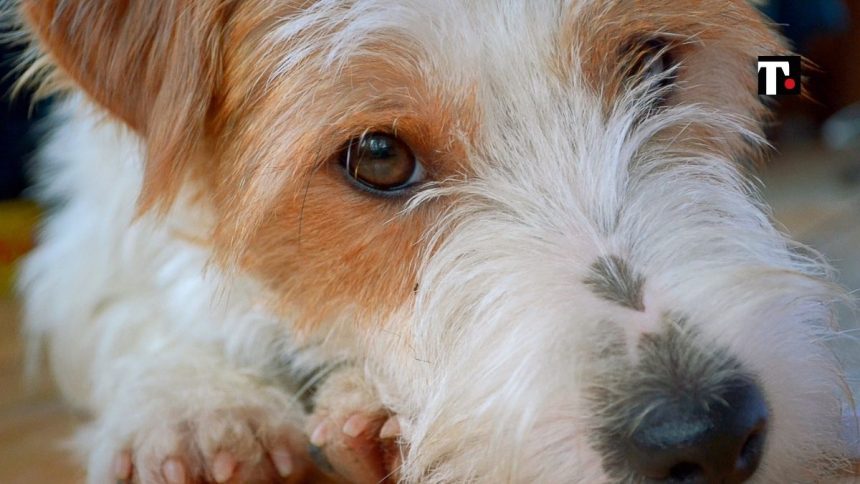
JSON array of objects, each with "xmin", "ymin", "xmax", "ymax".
[
  {"xmin": 20, "ymin": 98, "xmax": 316, "ymax": 482},
  {"xmin": 19, "ymin": 1, "xmax": 853, "ymax": 483}
]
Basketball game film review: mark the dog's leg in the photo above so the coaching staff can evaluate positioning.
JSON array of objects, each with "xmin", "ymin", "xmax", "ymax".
[
  {"xmin": 14, "ymin": 102, "xmax": 325, "ymax": 483},
  {"xmin": 80, "ymin": 348, "xmax": 403, "ymax": 484},
  {"xmin": 17, "ymin": 100, "xmax": 402, "ymax": 483},
  {"xmin": 74, "ymin": 342, "xmax": 330, "ymax": 484}
]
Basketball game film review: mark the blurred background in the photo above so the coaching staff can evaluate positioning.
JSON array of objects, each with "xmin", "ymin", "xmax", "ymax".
[{"xmin": 0, "ymin": 0, "xmax": 859, "ymax": 482}]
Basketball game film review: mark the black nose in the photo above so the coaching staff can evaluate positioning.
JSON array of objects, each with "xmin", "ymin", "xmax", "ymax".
[{"xmin": 624, "ymin": 378, "xmax": 768, "ymax": 483}]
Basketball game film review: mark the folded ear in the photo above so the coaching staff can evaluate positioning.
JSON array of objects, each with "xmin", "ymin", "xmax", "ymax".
[{"xmin": 20, "ymin": 0, "xmax": 231, "ymax": 208}]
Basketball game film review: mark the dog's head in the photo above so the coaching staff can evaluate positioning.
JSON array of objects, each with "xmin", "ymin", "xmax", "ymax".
[{"xmin": 20, "ymin": 0, "xmax": 852, "ymax": 481}]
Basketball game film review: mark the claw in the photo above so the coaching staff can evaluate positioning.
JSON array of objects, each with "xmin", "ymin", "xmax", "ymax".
[
  {"xmin": 342, "ymin": 414, "xmax": 373, "ymax": 438},
  {"xmin": 114, "ymin": 451, "xmax": 133, "ymax": 481},
  {"xmin": 379, "ymin": 416, "xmax": 401, "ymax": 440},
  {"xmin": 311, "ymin": 421, "xmax": 330, "ymax": 447},
  {"xmin": 163, "ymin": 458, "xmax": 187, "ymax": 484},
  {"xmin": 270, "ymin": 446, "xmax": 294, "ymax": 477},
  {"xmin": 212, "ymin": 452, "xmax": 237, "ymax": 483}
]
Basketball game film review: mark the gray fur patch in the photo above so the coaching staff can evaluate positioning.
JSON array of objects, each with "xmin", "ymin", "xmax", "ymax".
[
  {"xmin": 583, "ymin": 255, "xmax": 645, "ymax": 311},
  {"xmin": 587, "ymin": 317, "xmax": 752, "ymax": 481}
]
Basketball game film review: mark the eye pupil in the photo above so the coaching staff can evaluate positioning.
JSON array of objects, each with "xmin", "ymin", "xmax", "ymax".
[
  {"xmin": 340, "ymin": 132, "xmax": 420, "ymax": 193},
  {"xmin": 365, "ymin": 136, "xmax": 395, "ymax": 158}
]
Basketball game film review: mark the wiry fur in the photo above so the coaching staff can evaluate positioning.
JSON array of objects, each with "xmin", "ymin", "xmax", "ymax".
[
  {"xmin": 12, "ymin": 0, "xmax": 854, "ymax": 482},
  {"xmin": 368, "ymin": 83, "xmax": 850, "ymax": 482}
]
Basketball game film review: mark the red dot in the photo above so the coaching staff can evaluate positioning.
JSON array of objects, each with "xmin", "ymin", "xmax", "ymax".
[{"xmin": 784, "ymin": 78, "xmax": 797, "ymax": 90}]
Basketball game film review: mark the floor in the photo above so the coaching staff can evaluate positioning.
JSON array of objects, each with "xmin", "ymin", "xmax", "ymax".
[
  {"xmin": 0, "ymin": 298, "xmax": 83, "ymax": 484},
  {"xmin": 0, "ymin": 143, "xmax": 858, "ymax": 483}
]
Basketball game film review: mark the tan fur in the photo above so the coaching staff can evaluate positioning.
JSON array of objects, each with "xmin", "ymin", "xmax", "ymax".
[
  {"xmin": 210, "ymin": 2, "xmax": 479, "ymax": 329},
  {"xmin": 21, "ymin": 0, "xmax": 229, "ymax": 210},
  {"xmin": 21, "ymin": 0, "xmax": 782, "ymax": 333},
  {"xmin": 566, "ymin": 0, "xmax": 786, "ymax": 164},
  {"xmin": 22, "ymin": 0, "xmax": 480, "ymax": 332}
]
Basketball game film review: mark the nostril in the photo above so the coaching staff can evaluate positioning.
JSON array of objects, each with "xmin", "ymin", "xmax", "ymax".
[
  {"xmin": 737, "ymin": 428, "xmax": 766, "ymax": 473},
  {"xmin": 668, "ymin": 462, "xmax": 702, "ymax": 481},
  {"xmin": 621, "ymin": 377, "xmax": 768, "ymax": 483}
]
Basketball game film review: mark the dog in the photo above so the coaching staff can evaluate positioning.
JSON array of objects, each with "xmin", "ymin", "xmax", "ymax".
[{"xmin": 11, "ymin": 0, "xmax": 855, "ymax": 482}]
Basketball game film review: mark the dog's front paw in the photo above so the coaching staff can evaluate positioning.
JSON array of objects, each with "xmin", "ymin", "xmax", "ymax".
[
  {"xmin": 307, "ymin": 368, "xmax": 403, "ymax": 484},
  {"xmin": 89, "ymin": 386, "xmax": 323, "ymax": 484}
]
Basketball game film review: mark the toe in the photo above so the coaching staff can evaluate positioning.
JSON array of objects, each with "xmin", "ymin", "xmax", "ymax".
[{"xmin": 324, "ymin": 414, "xmax": 389, "ymax": 484}]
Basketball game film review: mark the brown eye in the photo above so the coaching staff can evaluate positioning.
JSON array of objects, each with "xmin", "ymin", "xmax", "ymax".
[{"xmin": 340, "ymin": 132, "xmax": 423, "ymax": 194}]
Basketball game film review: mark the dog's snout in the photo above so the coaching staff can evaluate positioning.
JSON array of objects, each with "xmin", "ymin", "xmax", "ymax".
[{"xmin": 624, "ymin": 378, "xmax": 768, "ymax": 483}]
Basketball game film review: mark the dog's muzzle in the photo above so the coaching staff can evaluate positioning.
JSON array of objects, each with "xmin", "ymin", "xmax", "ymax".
[{"xmin": 589, "ymin": 319, "xmax": 769, "ymax": 483}]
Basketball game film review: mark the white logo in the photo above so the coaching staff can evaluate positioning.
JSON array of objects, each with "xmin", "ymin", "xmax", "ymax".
[{"xmin": 757, "ymin": 60, "xmax": 791, "ymax": 96}]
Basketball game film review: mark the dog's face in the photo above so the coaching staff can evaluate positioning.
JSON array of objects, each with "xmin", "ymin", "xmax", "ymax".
[{"xmin": 22, "ymin": 0, "xmax": 850, "ymax": 481}]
